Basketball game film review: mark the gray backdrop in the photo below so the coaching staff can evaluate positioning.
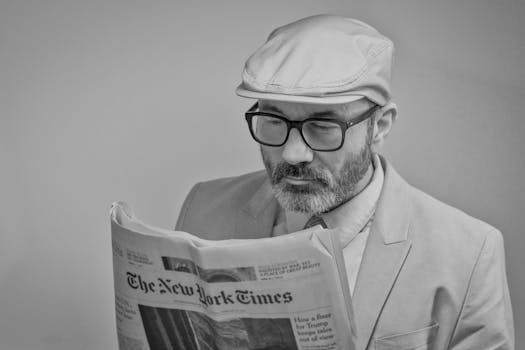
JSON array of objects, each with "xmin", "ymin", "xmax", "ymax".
[{"xmin": 1, "ymin": 0, "xmax": 523, "ymax": 349}]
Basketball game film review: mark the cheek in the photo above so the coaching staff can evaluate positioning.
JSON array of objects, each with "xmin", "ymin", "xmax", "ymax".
[
  {"xmin": 315, "ymin": 152, "xmax": 346, "ymax": 177},
  {"xmin": 315, "ymin": 128, "xmax": 369, "ymax": 175},
  {"xmin": 260, "ymin": 145, "xmax": 281, "ymax": 165},
  {"xmin": 345, "ymin": 123, "xmax": 370, "ymax": 146}
]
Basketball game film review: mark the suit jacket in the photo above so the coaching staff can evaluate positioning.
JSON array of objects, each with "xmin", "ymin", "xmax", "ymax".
[{"xmin": 175, "ymin": 157, "xmax": 514, "ymax": 350}]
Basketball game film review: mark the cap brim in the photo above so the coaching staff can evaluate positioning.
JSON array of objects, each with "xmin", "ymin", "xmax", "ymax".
[{"xmin": 236, "ymin": 85, "xmax": 364, "ymax": 105}]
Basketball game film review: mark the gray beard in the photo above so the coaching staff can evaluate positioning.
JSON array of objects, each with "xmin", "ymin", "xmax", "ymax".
[{"xmin": 262, "ymin": 144, "xmax": 372, "ymax": 215}]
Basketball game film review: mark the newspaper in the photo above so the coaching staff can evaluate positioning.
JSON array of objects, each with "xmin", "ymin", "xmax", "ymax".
[{"xmin": 111, "ymin": 201, "xmax": 356, "ymax": 350}]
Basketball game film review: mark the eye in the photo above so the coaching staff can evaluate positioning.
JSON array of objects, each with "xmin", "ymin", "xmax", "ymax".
[
  {"xmin": 257, "ymin": 116, "xmax": 285, "ymax": 127},
  {"xmin": 308, "ymin": 121, "xmax": 338, "ymax": 130},
  {"xmin": 266, "ymin": 118, "xmax": 284, "ymax": 125}
]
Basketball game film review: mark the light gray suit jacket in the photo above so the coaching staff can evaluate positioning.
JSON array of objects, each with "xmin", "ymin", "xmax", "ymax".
[{"xmin": 176, "ymin": 157, "xmax": 514, "ymax": 350}]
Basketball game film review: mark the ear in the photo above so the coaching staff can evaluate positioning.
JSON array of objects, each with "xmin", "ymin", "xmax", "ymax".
[{"xmin": 371, "ymin": 102, "xmax": 397, "ymax": 152}]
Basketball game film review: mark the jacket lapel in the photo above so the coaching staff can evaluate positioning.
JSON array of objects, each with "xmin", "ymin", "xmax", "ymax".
[
  {"xmin": 235, "ymin": 178, "xmax": 279, "ymax": 239},
  {"xmin": 352, "ymin": 157, "xmax": 413, "ymax": 350}
]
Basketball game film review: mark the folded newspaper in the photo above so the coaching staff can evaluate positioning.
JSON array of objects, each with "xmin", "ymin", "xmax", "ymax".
[{"xmin": 111, "ymin": 201, "xmax": 356, "ymax": 350}]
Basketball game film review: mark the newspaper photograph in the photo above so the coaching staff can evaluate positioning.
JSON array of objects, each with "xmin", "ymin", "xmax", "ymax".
[{"xmin": 111, "ymin": 201, "xmax": 356, "ymax": 350}]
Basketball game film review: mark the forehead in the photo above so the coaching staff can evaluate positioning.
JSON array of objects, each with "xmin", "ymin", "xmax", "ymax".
[{"xmin": 258, "ymin": 98, "xmax": 373, "ymax": 120}]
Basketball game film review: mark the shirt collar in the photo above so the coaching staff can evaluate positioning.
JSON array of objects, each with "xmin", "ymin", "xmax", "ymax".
[{"xmin": 323, "ymin": 154, "xmax": 384, "ymax": 245}]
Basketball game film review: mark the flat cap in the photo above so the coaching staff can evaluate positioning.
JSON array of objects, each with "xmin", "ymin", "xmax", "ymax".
[{"xmin": 236, "ymin": 15, "xmax": 394, "ymax": 106}]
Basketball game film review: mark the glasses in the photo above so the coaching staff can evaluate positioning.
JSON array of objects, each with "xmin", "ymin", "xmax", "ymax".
[{"xmin": 245, "ymin": 102, "xmax": 380, "ymax": 151}]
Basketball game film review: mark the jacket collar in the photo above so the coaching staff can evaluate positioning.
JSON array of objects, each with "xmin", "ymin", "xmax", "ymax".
[
  {"xmin": 352, "ymin": 156, "xmax": 412, "ymax": 350},
  {"xmin": 374, "ymin": 156, "xmax": 412, "ymax": 244}
]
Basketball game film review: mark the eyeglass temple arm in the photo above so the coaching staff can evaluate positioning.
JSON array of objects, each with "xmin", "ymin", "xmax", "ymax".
[{"xmin": 345, "ymin": 104, "xmax": 380, "ymax": 127}]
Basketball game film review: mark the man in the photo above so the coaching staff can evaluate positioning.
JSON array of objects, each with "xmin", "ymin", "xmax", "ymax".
[{"xmin": 176, "ymin": 15, "xmax": 514, "ymax": 349}]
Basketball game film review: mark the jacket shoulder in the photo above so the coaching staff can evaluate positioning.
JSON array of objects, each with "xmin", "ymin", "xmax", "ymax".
[
  {"xmin": 189, "ymin": 170, "xmax": 267, "ymax": 201},
  {"xmin": 405, "ymin": 184, "xmax": 503, "ymax": 273},
  {"xmin": 408, "ymin": 185, "xmax": 498, "ymax": 241},
  {"xmin": 175, "ymin": 170, "xmax": 268, "ymax": 235}
]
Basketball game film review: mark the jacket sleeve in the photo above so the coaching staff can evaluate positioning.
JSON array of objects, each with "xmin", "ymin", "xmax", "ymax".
[{"xmin": 449, "ymin": 229, "xmax": 514, "ymax": 349}]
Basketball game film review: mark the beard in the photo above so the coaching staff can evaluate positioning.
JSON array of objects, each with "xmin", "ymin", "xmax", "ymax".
[{"xmin": 262, "ymin": 142, "xmax": 373, "ymax": 215}]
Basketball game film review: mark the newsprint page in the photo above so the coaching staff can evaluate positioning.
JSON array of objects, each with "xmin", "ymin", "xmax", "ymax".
[{"xmin": 111, "ymin": 201, "xmax": 356, "ymax": 350}]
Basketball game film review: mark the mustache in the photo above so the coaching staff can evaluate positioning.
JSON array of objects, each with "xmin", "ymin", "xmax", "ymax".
[{"xmin": 271, "ymin": 163, "xmax": 331, "ymax": 186}]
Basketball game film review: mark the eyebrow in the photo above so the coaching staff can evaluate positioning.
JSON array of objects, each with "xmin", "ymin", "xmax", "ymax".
[
  {"xmin": 260, "ymin": 105, "xmax": 284, "ymax": 114},
  {"xmin": 260, "ymin": 104, "xmax": 343, "ymax": 119}
]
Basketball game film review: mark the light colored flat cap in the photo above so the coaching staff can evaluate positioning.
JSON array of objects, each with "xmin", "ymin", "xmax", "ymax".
[{"xmin": 236, "ymin": 15, "xmax": 394, "ymax": 106}]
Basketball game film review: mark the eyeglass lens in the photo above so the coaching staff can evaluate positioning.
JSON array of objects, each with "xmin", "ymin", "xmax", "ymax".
[{"xmin": 250, "ymin": 115, "xmax": 343, "ymax": 150}]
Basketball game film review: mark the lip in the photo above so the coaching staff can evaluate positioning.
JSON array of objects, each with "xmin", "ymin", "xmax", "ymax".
[{"xmin": 283, "ymin": 177, "xmax": 313, "ymax": 185}]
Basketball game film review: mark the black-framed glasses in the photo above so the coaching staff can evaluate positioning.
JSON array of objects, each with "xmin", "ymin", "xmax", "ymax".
[{"xmin": 244, "ymin": 102, "xmax": 380, "ymax": 151}]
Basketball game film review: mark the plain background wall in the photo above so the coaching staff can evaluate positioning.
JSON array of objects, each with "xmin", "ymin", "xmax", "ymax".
[{"xmin": 1, "ymin": 0, "xmax": 523, "ymax": 349}]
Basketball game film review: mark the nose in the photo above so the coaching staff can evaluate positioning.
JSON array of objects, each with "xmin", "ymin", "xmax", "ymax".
[{"xmin": 281, "ymin": 129, "xmax": 314, "ymax": 164}]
